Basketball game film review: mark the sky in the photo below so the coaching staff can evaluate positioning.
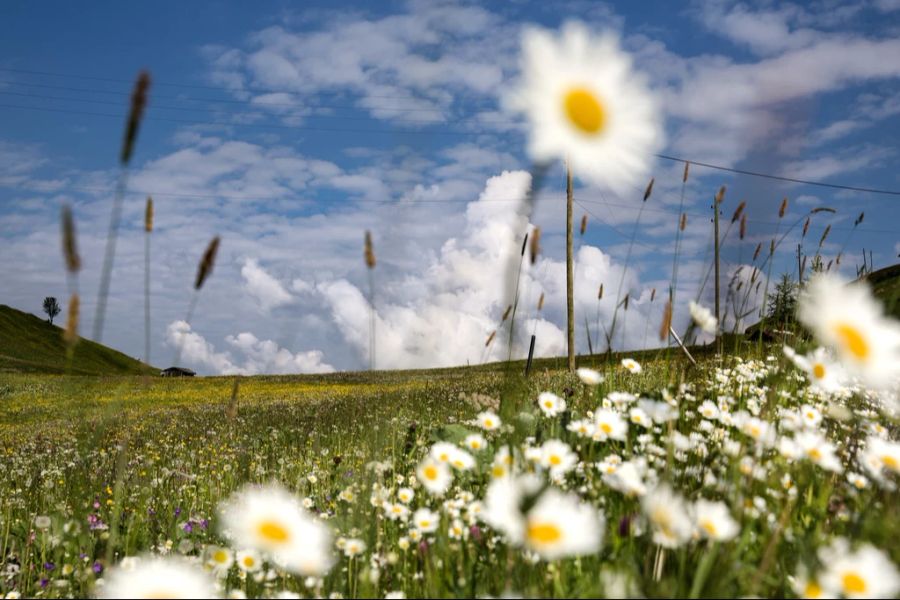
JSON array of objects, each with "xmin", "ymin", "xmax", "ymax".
[{"xmin": 1, "ymin": 0, "xmax": 899, "ymax": 375}]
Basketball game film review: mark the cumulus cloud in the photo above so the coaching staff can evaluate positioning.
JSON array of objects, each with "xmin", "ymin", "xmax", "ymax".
[
  {"xmin": 166, "ymin": 320, "xmax": 335, "ymax": 375},
  {"xmin": 241, "ymin": 258, "xmax": 293, "ymax": 312}
]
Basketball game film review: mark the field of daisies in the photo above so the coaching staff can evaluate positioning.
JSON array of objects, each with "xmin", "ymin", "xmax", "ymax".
[
  {"xmin": 2, "ymin": 18, "xmax": 900, "ymax": 600},
  {"xmin": 1, "ymin": 269, "xmax": 899, "ymax": 598}
]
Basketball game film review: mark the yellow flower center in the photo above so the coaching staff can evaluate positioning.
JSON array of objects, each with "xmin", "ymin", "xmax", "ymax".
[
  {"xmin": 808, "ymin": 448, "xmax": 822, "ymax": 461},
  {"xmin": 438, "ymin": 452, "xmax": 449, "ymax": 461},
  {"xmin": 600, "ymin": 423, "xmax": 612, "ymax": 434},
  {"xmin": 701, "ymin": 520, "xmax": 717, "ymax": 537},
  {"xmin": 882, "ymin": 454, "xmax": 898, "ymax": 470},
  {"xmin": 213, "ymin": 549, "xmax": 229, "ymax": 563},
  {"xmin": 484, "ymin": 418, "xmax": 494, "ymax": 428},
  {"xmin": 243, "ymin": 556, "xmax": 255, "ymax": 568},
  {"xmin": 842, "ymin": 572, "xmax": 866, "ymax": 594},
  {"xmin": 549, "ymin": 454, "xmax": 562, "ymax": 466},
  {"xmin": 527, "ymin": 521, "xmax": 563, "ymax": 544},
  {"xmin": 419, "ymin": 520, "xmax": 431, "ymax": 529},
  {"xmin": 492, "ymin": 465, "xmax": 506, "ymax": 478},
  {"xmin": 258, "ymin": 520, "xmax": 290, "ymax": 543},
  {"xmin": 544, "ymin": 401, "xmax": 554, "ymax": 408},
  {"xmin": 424, "ymin": 465, "xmax": 439, "ymax": 480},
  {"xmin": 833, "ymin": 323, "xmax": 869, "ymax": 360},
  {"xmin": 563, "ymin": 87, "xmax": 606, "ymax": 135},
  {"xmin": 812, "ymin": 363, "xmax": 826, "ymax": 379},
  {"xmin": 804, "ymin": 581, "xmax": 823, "ymax": 598}
]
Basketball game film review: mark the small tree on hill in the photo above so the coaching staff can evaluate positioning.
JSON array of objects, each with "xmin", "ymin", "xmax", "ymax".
[
  {"xmin": 766, "ymin": 273, "xmax": 797, "ymax": 327},
  {"xmin": 43, "ymin": 296, "xmax": 61, "ymax": 324}
]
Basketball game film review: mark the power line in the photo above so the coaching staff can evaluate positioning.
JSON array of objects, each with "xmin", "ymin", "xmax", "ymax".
[
  {"xmin": 655, "ymin": 154, "xmax": 900, "ymax": 197},
  {"xmin": 2, "ymin": 90, "xmax": 900, "ymax": 196}
]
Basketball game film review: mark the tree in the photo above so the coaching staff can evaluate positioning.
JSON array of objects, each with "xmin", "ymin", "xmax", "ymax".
[
  {"xmin": 43, "ymin": 296, "xmax": 61, "ymax": 325},
  {"xmin": 766, "ymin": 273, "xmax": 797, "ymax": 326}
]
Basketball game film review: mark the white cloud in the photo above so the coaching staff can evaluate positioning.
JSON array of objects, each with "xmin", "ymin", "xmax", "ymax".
[
  {"xmin": 166, "ymin": 320, "xmax": 334, "ymax": 374},
  {"xmin": 241, "ymin": 258, "xmax": 293, "ymax": 312}
]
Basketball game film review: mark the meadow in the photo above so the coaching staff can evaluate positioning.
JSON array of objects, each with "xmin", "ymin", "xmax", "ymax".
[{"xmin": 1, "ymin": 341, "xmax": 898, "ymax": 598}]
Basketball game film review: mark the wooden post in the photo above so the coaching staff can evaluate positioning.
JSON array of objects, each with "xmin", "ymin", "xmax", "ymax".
[
  {"xmin": 713, "ymin": 194, "xmax": 721, "ymax": 336},
  {"xmin": 525, "ymin": 334, "xmax": 536, "ymax": 376},
  {"xmin": 566, "ymin": 162, "xmax": 575, "ymax": 372}
]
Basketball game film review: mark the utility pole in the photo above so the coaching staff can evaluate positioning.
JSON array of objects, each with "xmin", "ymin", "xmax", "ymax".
[{"xmin": 566, "ymin": 162, "xmax": 575, "ymax": 372}]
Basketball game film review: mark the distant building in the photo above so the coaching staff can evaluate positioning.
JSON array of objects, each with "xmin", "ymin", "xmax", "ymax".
[{"xmin": 161, "ymin": 367, "xmax": 196, "ymax": 377}]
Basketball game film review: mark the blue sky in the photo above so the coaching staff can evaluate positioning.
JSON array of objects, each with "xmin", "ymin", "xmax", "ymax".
[{"xmin": 1, "ymin": 0, "xmax": 899, "ymax": 374}]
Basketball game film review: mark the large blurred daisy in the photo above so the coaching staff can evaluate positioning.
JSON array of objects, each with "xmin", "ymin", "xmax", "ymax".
[
  {"xmin": 798, "ymin": 274, "xmax": 900, "ymax": 389},
  {"xmin": 508, "ymin": 21, "xmax": 663, "ymax": 192}
]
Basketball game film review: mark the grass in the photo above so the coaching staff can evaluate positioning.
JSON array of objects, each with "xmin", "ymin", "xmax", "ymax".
[
  {"xmin": 0, "ymin": 304, "xmax": 156, "ymax": 376},
  {"xmin": 0, "ymin": 344, "xmax": 897, "ymax": 598}
]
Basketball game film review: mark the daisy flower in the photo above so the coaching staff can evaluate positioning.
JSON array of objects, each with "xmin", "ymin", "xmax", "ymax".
[
  {"xmin": 576, "ymin": 367, "xmax": 604, "ymax": 385},
  {"xmin": 689, "ymin": 301, "xmax": 718, "ymax": 335},
  {"xmin": 537, "ymin": 392, "xmax": 566, "ymax": 417},
  {"xmin": 798, "ymin": 274, "xmax": 900, "ymax": 389},
  {"xmin": 860, "ymin": 436, "xmax": 900, "ymax": 480},
  {"xmin": 602, "ymin": 460, "xmax": 647, "ymax": 497},
  {"xmin": 97, "ymin": 556, "xmax": 217, "ymax": 599},
  {"xmin": 786, "ymin": 346, "xmax": 846, "ymax": 394},
  {"xmin": 567, "ymin": 418, "xmax": 596, "ymax": 438},
  {"xmin": 397, "ymin": 487, "xmax": 415, "ymax": 504},
  {"xmin": 523, "ymin": 489, "xmax": 604, "ymax": 560},
  {"xmin": 219, "ymin": 484, "xmax": 333, "ymax": 576},
  {"xmin": 693, "ymin": 499, "xmax": 739, "ymax": 542},
  {"xmin": 383, "ymin": 502, "xmax": 410, "ymax": 522},
  {"xmin": 235, "ymin": 549, "xmax": 261, "ymax": 573},
  {"xmin": 206, "ymin": 546, "xmax": 234, "ymax": 574},
  {"xmin": 621, "ymin": 358, "xmax": 642, "ymax": 374},
  {"xmin": 416, "ymin": 457, "xmax": 453, "ymax": 496},
  {"xmin": 799, "ymin": 404, "xmax": 823, "ymax": 429},
  {"xmin": 412, "ymin": 508, "xmax": 440, "ymax": 534},
  {"xmin": 540, "ymin": 439, "xmax": 578, "ymax": 478},
  {"xmin": 463, "ymin": 433, "xmax": 487, "ymax": 452},
  {"xmin": 594, "ymin": 408, "xmax": 628, "ymax": 441},
  {"xmin": 342, "ymin": 539, "xmax": 366, "ymax": 558},
  {"xmin": 795, "ymin": 431, "xmax": 843, "ymax": 472},
  {"xmin": 483, "ymin": 474, "xmax": 543, "ymax": 543},
  {"xmin": 507, "ymin": 21, "xmax": 662, "ymax": 193},
  {"xmin": 628, "ymin": 407, "xmax": 651, "ymax": 428},
  {"xmin": 818, "ymin": 538, "xmax": 900, "ymax": 598},
  {"xmin": 642, "ymin": 485, "xmax": 693, "ymax": 548},
  {"xmin": 477, "ymin": 411, "xmax": 502, "ymax": 432}
]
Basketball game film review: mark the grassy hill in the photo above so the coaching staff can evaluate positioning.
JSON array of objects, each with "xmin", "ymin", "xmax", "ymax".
[
  {"xmin": 864, "ymin": 262, "xmax": 900, "ymax": 318},
  {"xmin": 0, "ymin": 304, "xmax": 157, "ymax": 375}
]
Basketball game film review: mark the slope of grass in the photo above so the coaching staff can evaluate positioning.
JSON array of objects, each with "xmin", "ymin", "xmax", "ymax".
[
  {"xmin": 865, "ymin": 262, "xmax": 900, "ymax": 318},
  {"xmin": 0, "ymin": 304, "xmax": 157, "ymax": 375}
]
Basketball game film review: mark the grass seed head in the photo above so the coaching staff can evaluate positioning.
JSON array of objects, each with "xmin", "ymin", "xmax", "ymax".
[
  {"xmin": 529, "ymin": 226, "xmax": 541, "ymax": 264},
  {"xmin": 537, "ymin": 292, "xmax": 545, "ymax": 311},
  {"xmin": 145, "ymin": 197, "xmax": 154, "ymax": 232},
  {"xmin": 61, "ymin": 204, "xmax": 80, "ymax": 273},
  {"xmin": 740, "ymin": 213, "xmax": 747, "ymax": 240},
  {"xmin": 643, "ymin": 177, "xmax": 654, "ymax": 202},
  {"xmin": 580, "ymin": 214, "xmax": 587, "ymax": 236},
  {"xmin": 195, "ymin": 236, "xmax": 220, "ymax": 290},
  {"xmin": 731, "ymin": 201, "xmax": 746, "ymax": 223},
  {"xmin": 680, "ymin": 213, "xmax": 687, "ymax": 231},
  {"xmin": 779, "ymin": 197, "xmax": 788, "ymax": 218},
  {"xmin": 120, "ymin": 70, "xmax": 151, "ymax": 165},
  {"xmin": 715, "ymin": 185, "xmax": 726, "ymax": 204},
  {"xmin": 63, "ymin": 293, "xmax": 79, "ymax": 346},
  {"xmin": 682, "ymin": 161, "xmax": 690, "ymax": 183},
  {"xmin": 364, "ymin": 230, "xmax": 376, "ymax": 269},
  {"xmin": 659, "ymin": 300, "xmax": 672, "ymax": 341}
]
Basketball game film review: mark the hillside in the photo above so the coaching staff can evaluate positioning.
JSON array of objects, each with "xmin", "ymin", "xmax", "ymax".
[
  {"xmin": 0, "ymin": 304, "xmax": 157, "ymax": 375},
  {"xmin": 864, "ymin": 262, "xmax": 900, "ymax": 318}
]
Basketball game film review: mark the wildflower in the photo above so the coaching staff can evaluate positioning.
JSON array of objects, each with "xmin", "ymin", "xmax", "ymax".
[
  {"xmin": 383, "ymin": 502, "xmax": 410, "ymax": 522},
  {"xmin": 412, "ymin": 508, "xmax": 440, "ymax": 534},
  {"xmin": 539, "ymin": 439, "xmax": 577, "ymax": 479},
  {"xmin": 795, "ymin": 431, "xmax": 843, "ymax": 472},
  {"xmin": 642, "ymin": 485, "xmax": 693, "ymax": 548},
  {"xmin": 698, "ymin": 400, "xmax": 719, "ymax": 420},
  {"xmin": 416, "ymin": 458, "xmax": 453, "ymax": 496},
  {"xmin": 798, "ymin": 274, "xmax": 900, "ymax": 389},
  {"xmin": 537, "ymin": 392, "xmax": 566, "ymax": 417},
  {"xmin": 638, "ymin": 398, "xmax": 678, "ymax": 423},
  {"xmin": 628, "ymin": 407, "xmax": 651, "ymax": 428},
  {"xmin": 693, "ymin": 500, "xmax": 739, "ymax": 542},
  {"xmin": 206, "ymin": 546, "xmax": 234, "ymax": 574},
  {"xmin": 818, "ymin": 538, "xmax": 900, "ymax": 598},
  {"xmin": 860, "ymin": 436, "xmax": 900, "ymax": 481},
  {"xmin": 34, "ymin": 516, "xmax": 51, "ymax": 530},
  {"xmin": 689, "ymin": 301, "xmax": 717, "ymax": 335},
  {"xmin": 567, "ymin": 418, "xmax": 596, "ymax": 438},
  {"xmin": 594, "ymin": 408, "xmax": 628, "ymax": 441},
  {"xmin": 602, "ymin": 460, "xmax": 647, "ymax": 497},
  {"xmin": 463, "ymin": 434, "xmax": 487, "ymax": 452},
  {"xmin": 523, "ymin": 489, "xmax": 604, "ymax": 560},
  {"xmin": 219, "ymin": 484, "xmax": 333, "ymax": 576},
  {"xmin": 507, "ymin": 21, "xmax": 662, "ymax": 193},
  {"xmin": 342, "ymin": 539, "xmax": 366, "ymax": 558},
  {"xmin": 621, "ymin": 358, "xmax": 642, "ymax": 374},
  {"xmin": 576, "ymin": 367, "xmax": 604, "ymax": 385},
  {"xmin": 786, "ymin": 346, "xmax": 846, "ymax": 394},
  {"xmin": 397, "ymin": 488, "xmax": 415, "ymax": 504},
  {"xmin": 477, "ymin": 411, "xmax": 502, "ymax": 431},
  {"xmin": 96, "ymin": 556, "xmax": 217, "ymax": 599},
  {"xmin": 799, "ymin": 404, "xmax": 824, "ymax": 429}
]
